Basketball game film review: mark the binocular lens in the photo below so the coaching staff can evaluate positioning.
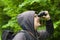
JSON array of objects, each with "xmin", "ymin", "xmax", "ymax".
[{"xmin": 38, "ymin": 11, "xmax": 47, "ymax": 17}]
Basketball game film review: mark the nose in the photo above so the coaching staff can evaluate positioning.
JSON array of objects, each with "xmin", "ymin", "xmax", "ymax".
[{"xmin": 37, "ymin": 17, "xmax": 40, "ymax": 20}]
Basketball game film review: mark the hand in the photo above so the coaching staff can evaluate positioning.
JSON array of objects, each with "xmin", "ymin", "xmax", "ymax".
[{"xmin": 42, "ymin": 11, "xmax": 51, "ymax": 20}]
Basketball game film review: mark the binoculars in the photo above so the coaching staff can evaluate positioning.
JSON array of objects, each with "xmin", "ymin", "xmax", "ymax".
[{"xmin": 38, "ymin": 11, "xmax": 47, "ymax": 17}]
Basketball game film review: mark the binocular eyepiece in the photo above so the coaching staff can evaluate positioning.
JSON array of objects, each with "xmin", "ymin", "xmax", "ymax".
[{"xmin": 38, "ymin": 11, "xmax": 47, "ymax": 17}]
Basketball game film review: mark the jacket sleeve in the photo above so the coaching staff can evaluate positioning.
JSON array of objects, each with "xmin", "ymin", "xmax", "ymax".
[
  {"xmin": 39, "ymin": 19, "xmax": 54, "ymax": 39},
  {"xmin": 12, "ymin": 33, "xmax": 26, "ymax": 40}
]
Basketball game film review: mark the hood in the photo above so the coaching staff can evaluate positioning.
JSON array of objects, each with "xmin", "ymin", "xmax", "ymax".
[{"xmin": 17, "ymin": 11, "xmax": 36, "ymax": 33}]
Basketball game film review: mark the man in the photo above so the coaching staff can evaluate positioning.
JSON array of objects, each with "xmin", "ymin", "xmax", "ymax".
[{"xmin": 13, "ymin": 11, "xmax": 54, "ymax": 40}]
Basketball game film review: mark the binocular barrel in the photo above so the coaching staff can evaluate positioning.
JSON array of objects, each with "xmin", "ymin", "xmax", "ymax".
[{"xmin": 38, "ymin": 11, "xmax": 47, "ymax": 17}]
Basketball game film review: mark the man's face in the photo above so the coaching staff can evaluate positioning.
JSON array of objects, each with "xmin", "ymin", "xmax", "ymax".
[{"xmin": 34, "ymin": 14, "xmax": 41, "ymax": 30}]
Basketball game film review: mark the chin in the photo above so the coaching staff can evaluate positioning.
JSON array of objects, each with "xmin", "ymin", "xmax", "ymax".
[{"xmin": 38, "ymin": 23, "xmax": 41, "ymax": 25}]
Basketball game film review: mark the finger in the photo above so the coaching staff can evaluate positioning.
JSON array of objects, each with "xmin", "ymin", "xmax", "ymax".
[
  {"xmin": 43, "ymin": 16, "xmax": 46, "ymax": 17},
  {"xmin": 45, "ymin": 11, "xmax": 48, "ymax": 14}
]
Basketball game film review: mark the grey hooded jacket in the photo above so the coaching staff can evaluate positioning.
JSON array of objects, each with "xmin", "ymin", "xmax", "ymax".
[{"xmin": 12, "ymin": 11, "xmax": 54, "ymax": 40}]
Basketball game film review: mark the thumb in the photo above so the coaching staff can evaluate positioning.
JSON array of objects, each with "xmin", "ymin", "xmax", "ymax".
[{"xmin": 42, "ymin": 16, "xmax": 46, "ymax": 18}]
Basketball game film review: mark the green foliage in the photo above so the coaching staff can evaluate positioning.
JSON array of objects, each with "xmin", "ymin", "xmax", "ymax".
[{"xmin": 0, "ymin": 0, "xmax": 60, "ymax": 40}]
